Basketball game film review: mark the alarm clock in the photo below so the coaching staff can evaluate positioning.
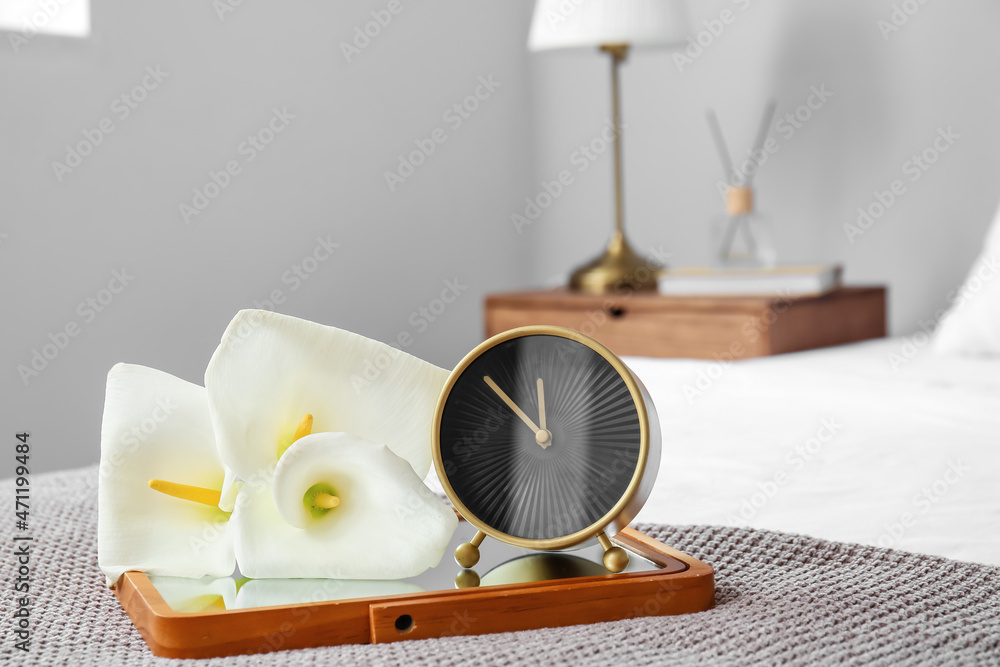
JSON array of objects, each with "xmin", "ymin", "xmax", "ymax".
[{"xmin": 432, "ymin": 326, "xmax": 660, "ymax": 573}]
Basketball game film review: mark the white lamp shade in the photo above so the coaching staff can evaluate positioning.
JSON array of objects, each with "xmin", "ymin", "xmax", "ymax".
[{"xmin": 528, "ymin": 0, "xmax": 689, "ymax": 52}]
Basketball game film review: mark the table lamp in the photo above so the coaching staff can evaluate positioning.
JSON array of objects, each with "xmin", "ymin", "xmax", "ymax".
[{"xmin": 528, "ymin": 0, "xmax": 688, "ymax": 293}]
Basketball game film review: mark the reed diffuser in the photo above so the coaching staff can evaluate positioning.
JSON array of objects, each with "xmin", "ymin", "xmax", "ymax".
[{"xmin": 705, "ymin": 102, "xmax": 778, "ymax": 268}]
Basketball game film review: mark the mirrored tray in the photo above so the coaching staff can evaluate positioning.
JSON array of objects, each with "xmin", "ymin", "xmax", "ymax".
[{"xmin": 114, "ymin": 524, "xmax": 714, "ymax": 658}]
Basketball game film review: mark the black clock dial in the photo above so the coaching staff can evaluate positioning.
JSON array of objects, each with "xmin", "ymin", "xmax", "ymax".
[{"xmin": 438, "ymin": 334, "xmax": 642, "ymax": 540}]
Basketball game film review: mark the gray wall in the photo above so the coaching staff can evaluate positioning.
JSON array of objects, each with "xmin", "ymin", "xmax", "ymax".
[
  {"xmin": 5, "ymin": 0, "xmax": 999, "ymax": 474},
  {"xmin": 1, "ymin": 0, "xmax": 536, "ymax": 474}
]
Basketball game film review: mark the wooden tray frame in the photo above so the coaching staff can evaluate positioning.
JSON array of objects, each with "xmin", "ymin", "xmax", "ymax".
[{"xmin": 114, "ymin": 527, "xmax": 714, "ymax": 658}]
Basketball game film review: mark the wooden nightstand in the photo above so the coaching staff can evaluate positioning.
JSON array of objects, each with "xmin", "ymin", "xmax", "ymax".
[{"xmin": 484, "ymin": 287, "xmax": 886, "ymax": 360}]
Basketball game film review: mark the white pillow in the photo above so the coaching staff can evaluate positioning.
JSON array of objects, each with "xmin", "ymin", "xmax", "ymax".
[{"xmin": 934, "ymin": 200, "xmax": 1000, "ymax": 355}]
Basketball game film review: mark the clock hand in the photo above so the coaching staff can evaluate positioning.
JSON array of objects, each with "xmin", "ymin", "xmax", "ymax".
[
  {"xmin": 537, "ymin": 378, "xmax": 546, "ymax": 431},
  {"xmin": 483, "ymin": 376, "xmax": 551, "ymax": 448},
  {"xmin": 484, "ymin": 376, "xmax": 539, "ymax": 432},
  {"xmin": 536, "ymin": 378, "xmax": 551, "ymax": 449}
]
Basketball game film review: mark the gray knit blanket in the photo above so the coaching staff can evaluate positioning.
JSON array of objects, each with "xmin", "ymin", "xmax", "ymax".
[{"xmin": 2, "ymin": 466, "xmax": 998, "ymax": 666}]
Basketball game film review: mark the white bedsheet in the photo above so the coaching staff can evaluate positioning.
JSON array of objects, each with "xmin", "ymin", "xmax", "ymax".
[{"xmin": 627, "ymin": 339, "xmax": 1000, "ymax": 566}]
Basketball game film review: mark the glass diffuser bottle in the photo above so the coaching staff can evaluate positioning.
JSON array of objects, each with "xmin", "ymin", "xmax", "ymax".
[{"xmin": 706, "ymin": 103, "xmax": 778, "ymax": 269}]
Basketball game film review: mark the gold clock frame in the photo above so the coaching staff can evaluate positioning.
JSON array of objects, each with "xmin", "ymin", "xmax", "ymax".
[{"xmin": 432, "ymin": 325, "xmax": 661, "ymax": 573}]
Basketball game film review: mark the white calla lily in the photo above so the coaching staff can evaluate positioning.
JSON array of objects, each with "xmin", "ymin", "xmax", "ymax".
[
  {"xmin": 98, "ymin": 364, "xmax": 236, "ymax": 586},
  {"xmin": 219, "ymin": 467, "xmax": 239, "ymax": 513},
  {"xmin": 233, "ymin": 432, "xmax": 458, "ymax": 579},
  {"xmin": 234, "ymin": 578, "xmax": 422, "ymax": 609},
  {"xmin": 148, "ymin": 575, "xmax": 238, "ymax": 613},
  {"xmin": 205, "ymin": 309, "xmax": 448, "ymax": 483}
]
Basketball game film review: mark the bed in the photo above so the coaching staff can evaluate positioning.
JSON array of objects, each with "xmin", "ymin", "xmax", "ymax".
[{"xmin": 626, "ymin": 337, "xmax": 1000, "ymax": 567}]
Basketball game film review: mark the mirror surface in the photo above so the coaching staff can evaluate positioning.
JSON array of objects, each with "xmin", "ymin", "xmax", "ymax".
[{"xmin": 148, "ymin": 523, "xmax": 684, "ymax": 611}]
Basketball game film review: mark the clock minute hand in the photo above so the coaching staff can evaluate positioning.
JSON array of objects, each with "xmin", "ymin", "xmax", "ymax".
[
  {"xmin": 484, "ymin": 376, "xmax": 540, "ymax": 433},
  {"xmin": 483, "ymin": 376, "xmax": 552, "ymax": 449}
]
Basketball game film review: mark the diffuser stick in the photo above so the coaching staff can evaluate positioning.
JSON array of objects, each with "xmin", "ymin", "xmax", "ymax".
[
  {"xmin": 705, "ymin": 109, "xmax": 735, "ymax": 184},
  {"xmin": 746, "ymin": 100, "xmax": 777, "ymax": 186}
]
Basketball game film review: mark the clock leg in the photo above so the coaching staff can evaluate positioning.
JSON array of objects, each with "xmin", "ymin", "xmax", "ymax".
[
  {"xmin": 455, "ymin": 530, "xmax": 486, "ymax": 568},
  {"xmin": 454, "ymin": 569, "xmax": 481, "ymax": 589},
  {"xmin": 597, "ymin": 532, "xmax": 629, "ymax": 573}
]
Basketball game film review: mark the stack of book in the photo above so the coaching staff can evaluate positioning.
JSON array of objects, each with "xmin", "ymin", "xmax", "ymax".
[{"xmin": 657, "ymin": 265, "xmax": 842, "ymax": 297}]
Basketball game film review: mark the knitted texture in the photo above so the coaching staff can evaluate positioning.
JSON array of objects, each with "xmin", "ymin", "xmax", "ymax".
[{"xmin": 1, "ymin": 466, "xmax": 998, "ymax": 666}]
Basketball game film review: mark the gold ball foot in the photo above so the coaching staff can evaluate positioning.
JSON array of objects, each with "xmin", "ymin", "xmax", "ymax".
[
  {"xmin": 454, "ymin": 569, "xmax": 481, "ymax": 589},
  {"xmin": 603, "ymin": 546, "xmax": 629, "ymax": 573},
  {"xmin": 455, "ymin": 542, "xmax": 481, "ymax": 568}
]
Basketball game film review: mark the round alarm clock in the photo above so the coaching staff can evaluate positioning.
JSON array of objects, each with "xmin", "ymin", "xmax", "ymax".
[{"xmin": 432, "ymin": 326, "xmax": 660, "ymax": 573}]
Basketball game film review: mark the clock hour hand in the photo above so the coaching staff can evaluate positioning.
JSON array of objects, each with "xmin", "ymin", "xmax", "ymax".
[
  {"xmin": 537, "ymin": 378, "xmax": 546, "ymax": 431},
  {"xmin": 536, "ymin": 378, "xmax": 551, "ymax": 448},
  {"xmin": 483, "ymin": 376, "xmax": 551, "ymax": 449}
]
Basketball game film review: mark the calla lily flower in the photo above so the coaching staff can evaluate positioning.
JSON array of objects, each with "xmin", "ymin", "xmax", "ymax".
[
  {"xmin": 206, "ymin": 309, "xmax": 449, "ymax": 483},
  {"xmin": 204, "ymin": 310, "xmax": 457, "ymax": 578},
  {"xmin": 99, "ymin": 310, "xmax": 456, "ymax": 584},
  {"xmin": 149, "ymin": 575, "xmax": 238, "ymax": 613},
  {"xmin": 233, "ymin": 432, "xmax": 458, "ymax": 579},
  {"xmin": 98, "ymin": 364, "xmax": 236, "ymax": 586}
]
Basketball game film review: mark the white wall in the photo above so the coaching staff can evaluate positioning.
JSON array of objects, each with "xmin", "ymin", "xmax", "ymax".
[
  {"xmin": 1, "ymin": 0, "xmax": 536, "ymax": 473},
  {"xmin": 6, "ymin": 0, "xmax": 999, "ymax": 474},
  {"xmin": 526, "ymin": 0, "xmax": 1000, "ymax": 331}
]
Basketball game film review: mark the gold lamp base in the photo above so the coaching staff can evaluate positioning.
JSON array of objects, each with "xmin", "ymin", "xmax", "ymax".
[{"xmin": 569, "ymin": 233, "xmax": 662, "ymax": 294}]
